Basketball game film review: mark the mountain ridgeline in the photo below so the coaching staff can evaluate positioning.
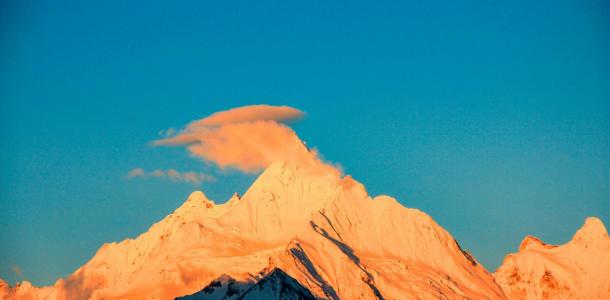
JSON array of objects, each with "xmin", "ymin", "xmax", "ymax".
[{"xmin": 2, "ymin": 146, "xmax": 608, "ymax": 299}]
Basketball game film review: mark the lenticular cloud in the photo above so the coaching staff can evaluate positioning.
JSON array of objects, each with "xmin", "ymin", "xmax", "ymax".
[
  {"xmin": 154, "ymin": 105, "xmax": 307, "ymax": 173},
  {"xmin": 193, "ymin": 104, "xmax": 304, "ymax": 126}
]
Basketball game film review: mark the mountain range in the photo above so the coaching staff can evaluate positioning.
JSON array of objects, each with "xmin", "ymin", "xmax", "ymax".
[{"xmin": 2, "ymin": 145, "xmax": 608, "ymax": 299}]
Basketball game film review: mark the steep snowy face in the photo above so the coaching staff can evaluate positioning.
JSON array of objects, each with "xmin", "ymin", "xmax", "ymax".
[
  {"xmin": 272, "ymin": 177, "xmax": 506, "ymax": 300},
  {"xmin": 2, "ymin": 145, "xmax": 506, "ymax": 299},
  {"xmin": 216, "ymin": 146, "xmax": 344, "ymax": 247},
  {"xmin": 494, "ymin": 217, "xmax": 610, "ymax": 300}
]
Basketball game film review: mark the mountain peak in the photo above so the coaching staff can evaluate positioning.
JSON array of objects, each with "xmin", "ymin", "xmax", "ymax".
[
  {"xmin": 495, "ymin": 217, "xmax": 610, "ymax": 299},
  {"xmin": 177, "ymin": 268, "xmax": 315, "ymax": 300},
  {"xmin": 237, "ymin": 268, "xmax": 316, "ymax": 300},
  {"xmin": 571, "ymin": 217, "xmax": 609, "ymax": 247},
  {"xmin": 181, "ymin": 191, "xmax": 215, "ymax": 208},
  {"xmin": 226, "ymin": 192, "xmax": 241, "ymax": 205},
  {"xmin": 169, "ymin": 191, "xmax": 218, "ymax": 222},
  {"xmin": 263, "ymin": 140, "xmax": 342, "ymax": 179},
  {"xmin": 518, "ymin": 235, "xmax": 555, "ymax": 252},
  {"xmin": 5, "ymin": 148, "xmax": 509, "ymax": 299},
  {"xmin": 175, "ymin": 273, "xmax": 255, "ymax": 300}
]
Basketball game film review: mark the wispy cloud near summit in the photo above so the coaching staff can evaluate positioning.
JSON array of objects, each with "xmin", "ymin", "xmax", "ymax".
[{"xmin": 154, "ymin": 105, "xmax": 307, "ymax": 173}]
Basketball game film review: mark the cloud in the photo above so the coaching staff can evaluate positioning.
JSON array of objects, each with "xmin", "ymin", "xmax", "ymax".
[
  {"xmin": 124, "ymin": 168, "xmax": 145, "ymax": 179},
  {"xmin": 123, "ymin": 168, "xmax": 214, "ymax": 185},
  {"xmin": 154, "ymin": 105, "xmax": 309, "ymax": 173},
  {"xmin": 192, "ymin": 104, "xmax": 304, "ymax": 127},
  {"xmin": 158, "ymin": 127, "xmax": 176, "ymax": 138}
]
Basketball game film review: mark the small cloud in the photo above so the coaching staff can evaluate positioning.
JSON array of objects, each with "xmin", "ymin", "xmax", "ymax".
[
  {"xmin": 151, "ymin": 169, "xmax": 165, "ymax": 177},
  {"xmin": 12, "ymin": 265, "xmax": 22, "ymax": 277},
  {"xmin": 165, "ymin": 169, "xmax": 212, "ymax": 185},
  {"xmin": 158, "ymin": 127, "xmax": 176, "ymax": 138},
  {"xmin": 167, "ymin": 169, "xmax": 180, "ymax": 178},
  {"xmin": 124, "ymin": 167, "xmax": 145, "ymax": 179},
  {"xmin": 123, "ymin": 168, "xmax": 214, "ymax": 185}
]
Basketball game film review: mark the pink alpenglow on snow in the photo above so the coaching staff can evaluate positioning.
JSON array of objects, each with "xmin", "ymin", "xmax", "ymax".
[
  {"xmin": 494, "ymin": 217, "xmax": 610, "ymax": 300},
  {"xmin": 3, "ymin": 105, "xmax": 609, "ymax": 300},
  {"xmin": 1, "ymin": 142, "xmax": 507, "ymax": 299}
]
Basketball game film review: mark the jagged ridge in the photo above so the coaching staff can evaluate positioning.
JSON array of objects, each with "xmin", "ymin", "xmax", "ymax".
[
  {"xmin": 1, "ymin": 147, "xmax": 506, "ymax": 299},
  {"xmin": 494, "ymin": 217, "xmax": 610, "ymax": 300},
  {"xmin": 0, "ymin": 144, "xmax": 545, "ymax": 300}
]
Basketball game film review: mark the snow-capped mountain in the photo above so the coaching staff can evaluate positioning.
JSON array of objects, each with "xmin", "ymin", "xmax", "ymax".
[
  {"xmin": 174, "ymin": 273, "xmax": 256, "ymax": 300},
  {"xmin": 176, "ymin": 268, "xmax": 315, "ymax": 300},
  {"xmin": 176, "ymin": 268, "xmax": 316, "ymax": 300},
  {"xmin": 2, "ymin": 142, "xmax": 608, "ymax": 299},
  {"xmin": 0, "ymin": 144, "xmax": 504, "ymax": 299},
  {"xmin": 494, "ymin": 217, "xmax": 610, "ymax": 300},
  {"xmin": 232, "ymin": 268, "xmax": 316, "ymax": 300}
]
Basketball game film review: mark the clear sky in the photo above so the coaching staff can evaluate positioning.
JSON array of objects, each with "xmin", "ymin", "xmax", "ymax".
[{"xmin": 1, "ymin": 0, "xmax": 609, "ymax": 286}]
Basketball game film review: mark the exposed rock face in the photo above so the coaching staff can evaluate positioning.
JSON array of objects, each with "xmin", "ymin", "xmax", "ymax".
[
  {"xmin": 175, "ymin": 273, "xmax": 255, "ymax": 300},
  {"xmin": 494, "ymin": 217, "xmax": 610, "ymax": 300},
  {"xmin": 235, "ymin": 268, "xmax": 316, "ymax": 300},
  {"xmin": 175, "ymin": 268, "xmax": 317, "ymax": 300}
]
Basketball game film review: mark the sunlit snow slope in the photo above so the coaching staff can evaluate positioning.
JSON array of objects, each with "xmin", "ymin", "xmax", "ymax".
[{"xmin": 494, "ymin": 217, "xmax": 610, "ymax": 300}]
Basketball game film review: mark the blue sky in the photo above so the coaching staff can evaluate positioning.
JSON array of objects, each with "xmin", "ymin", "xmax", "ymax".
[{"xmin": 1, "ymin": 0, "xmax": 609, "ymax": 285}]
